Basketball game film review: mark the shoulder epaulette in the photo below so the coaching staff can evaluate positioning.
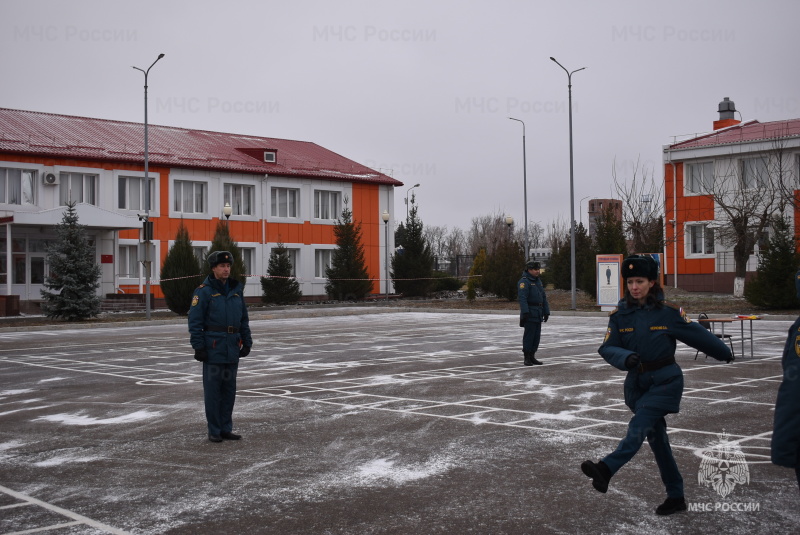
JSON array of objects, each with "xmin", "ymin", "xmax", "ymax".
[
  {"xmin": 608, "ymin": 308, "xmax": 619, "ymax": 316},
  {"xmin": 663, "ymin": 301, "xmax": 682, "ymax": 311},
  {"xmin": 196, "ymin": 284, "xmax": 206, "ymax": 289}
]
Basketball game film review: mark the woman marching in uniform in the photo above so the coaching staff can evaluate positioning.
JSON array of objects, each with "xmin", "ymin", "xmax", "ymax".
[{"xmin": 581, "ymin": 255, "xmax": 734, "ymax": 515}]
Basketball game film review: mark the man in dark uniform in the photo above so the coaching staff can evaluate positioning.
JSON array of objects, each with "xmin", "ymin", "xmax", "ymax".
[
  {"xmin": 518, "ymin": 260, "xmax": 550, "ymax": 366},
  {"xmin": 771, "ymin": 269, "xmax": 800, "ymax": 493},
  {"xmin": 188, "ymin": 250, "xmax": 253, "ymax": 443}
]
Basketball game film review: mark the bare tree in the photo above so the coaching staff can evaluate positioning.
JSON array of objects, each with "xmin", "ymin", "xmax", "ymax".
[
  {"xmin": 702, "ymin": 138, "xmax": 797, "ymax": 296},
  {"xmin": 467, "ymin": 212, "xmax": 515, "ymax": 255},
  {"xmin": 445, "ymin": 227, "xmax": 467, "ymax": 257},
  {"xmin": 545, "ymin": 216, "xmax": 570, "ymax": 250},
  {"xmin": 423, "ymin": 224, "xmax": 448, "ymax": 258},
  {"xmin": 611, "ymin": 155, "xmax": 665, "ymax": 253}
]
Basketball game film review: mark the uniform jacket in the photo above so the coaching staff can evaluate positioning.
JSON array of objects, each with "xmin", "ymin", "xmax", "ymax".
[
  {"xmin": 188, "ymin": 274, "xmax": 253, "ymax": 364},
  {"xmin": 518, "ymin": 271, "xmax": 550, "ymax": 322},
  {"xmin": 598, "ymin": 296, "xmax": 732, "ymax": 414},
  {"xmin": 772, "ymin": 316, "xmax": 800, "ymax": 468}
]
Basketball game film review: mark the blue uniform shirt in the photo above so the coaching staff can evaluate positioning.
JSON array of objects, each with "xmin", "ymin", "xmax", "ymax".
[
  {"xmin": 772, "ymin": 316, "xmax": 800, "ymax": 468},
  {"xmin": 599, "ymin": 297, "xmax": 732, "ymax": 413},
  {"xmin": 518, "ymin": 271, "xmax": 550, "ymax": 321},
  {"xmin": 188, "ymin": 274, "xmax": 253, "ymax": 363}
]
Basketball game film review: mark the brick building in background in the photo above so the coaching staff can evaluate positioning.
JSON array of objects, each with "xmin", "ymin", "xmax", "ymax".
[{"xmin": 0, "ymin": 108, "xmax": 402, "ymax": 311}]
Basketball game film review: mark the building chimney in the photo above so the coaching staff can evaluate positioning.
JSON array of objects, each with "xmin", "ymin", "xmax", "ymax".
[{"xmin": 713, "ymin": 97, "xmax": 741, "ymax": 130}]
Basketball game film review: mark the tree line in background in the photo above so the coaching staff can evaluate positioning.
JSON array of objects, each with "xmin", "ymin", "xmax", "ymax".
[{"xmin": 38, "ymin": 147, "xmax": 800, "ymax": 321}]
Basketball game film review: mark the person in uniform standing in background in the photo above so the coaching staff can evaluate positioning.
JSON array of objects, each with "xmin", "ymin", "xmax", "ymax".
[
  {"xmin": 188, "ymin": 250, "xmax": 253, "ymax": 443},
  {"xmin": 581, "ymin": 255, "xmax": 734, "ymax": 515},
  {"xmin": 518, "ymin": 260, "xmax": 550, "ymax": 366},
  {"xmin": 771, "ymin": 269, "xmax": 800, "ymax": 494}
]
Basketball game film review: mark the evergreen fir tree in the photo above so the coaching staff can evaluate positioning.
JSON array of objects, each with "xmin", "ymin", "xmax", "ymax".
[
  {"xmin": 161, "ymin": 220, "xmax": 203, "ymax": 315},
  {"xmin": 325, "ymin": 200, "xmax": 374, "ymax": 300},
  {"xmin": 744, "ymin": 215, "xmax": 800, "ymax": 309},
  {"xmin": 466, "ymin": 248, "xmax": 487, "ymax": 301},
  {"xmin": 483, "ymin": 239, "xmax": 525, "ymax": 300},
  {"xmin": 593, "ymin": 206, "xmax": 628, "ymax": 258},
  {"xmin": 574, "ymin": 222, "xmax": 597, "ymax": 298},
  {"xmin": 40, "ymin": 202, "xmax": 101, "ymax": 320},
  {"xmin": 391, "ymin": 195, "xmax": 434, "ymax": 297},
  {"xmin": 208, "ymin": 220, "xmax": 247, "ymax": 289},
  {"xmin": 261, "ymin": 242, "xmax": 302, "ymax": 304}
]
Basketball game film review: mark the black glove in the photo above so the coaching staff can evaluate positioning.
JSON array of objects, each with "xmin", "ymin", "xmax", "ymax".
[
  {"xmin": 239, "ymin": 345, "xmax": 251, "ymax": 358},
  {"xmin": 519, "ymin": 313, "xmax": 530, "ymax": 327},
  {"xmin": 543, "ymin": 314, "xmax": 549, "ymax": 323},
  {"xmin": 194, "ymin": 348, "xmax": 208, "ymax": 362},
  {"xmin": 624, "ymin": 353, "xmax": 640, "ymax": 369}
]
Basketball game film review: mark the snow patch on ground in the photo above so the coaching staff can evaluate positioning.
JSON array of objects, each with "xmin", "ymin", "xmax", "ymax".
[
  {"xmin": 0, "ymin": 389, "xmax": 33, "ymax": 398},
  {"xmin": 33, "ymin": 454, "xmax": 103, "ymax": 467},
  {"xmin": 354, "ymin": 456, "xmax": 451, "ymax": 484},
  {"xmin": 34, "ymin": 409, "xmax": 161, "ymax": 426}
]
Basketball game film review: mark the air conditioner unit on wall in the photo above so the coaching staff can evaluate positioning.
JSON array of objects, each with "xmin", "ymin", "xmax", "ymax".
[{"xmin": 43, "ymin": 172, "xmax": 59, "ymax": 186}]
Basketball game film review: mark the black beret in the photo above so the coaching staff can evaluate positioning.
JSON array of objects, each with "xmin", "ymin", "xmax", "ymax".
[
  {"xmin": 208, "ymin": 250, "xmax": 233, "ymax": 268},
  {"xmin": 526, "ymin": 261, "xmax": 541, "ymax": 270},
  {"xmin": 621, "ymin": 255, "xmax": 658, "ymax": 280}
]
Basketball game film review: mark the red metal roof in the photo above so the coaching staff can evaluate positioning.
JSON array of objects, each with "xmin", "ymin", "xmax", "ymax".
[
  {"xmin": 668, "ymin": 118, "xmax": 800, "ymax": 150},
  {"xmin": 0, "ymin": 108, "xmax": 403, "ymax": 186}
]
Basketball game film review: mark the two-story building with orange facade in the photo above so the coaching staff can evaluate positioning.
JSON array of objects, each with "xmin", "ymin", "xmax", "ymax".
[
  {"xmin": 0, "ymin": 108, "xmax": 402, "ymax": 311},
  {"xmin": 663, "ymin": 98, "xmax": 800, "ymax": 292}
]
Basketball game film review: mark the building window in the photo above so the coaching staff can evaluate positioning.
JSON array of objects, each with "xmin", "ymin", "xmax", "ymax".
[
  {"xmin": 59, "ymin": 172, "xmax": 98, "ymax": 205},
  {"xmin": 271, "ymin": 187, "xmax": 299, "ymax": 218},
  {"xmin": 118, "ymin": 175, "xmax": 155, "ymax": 211},
  {"xmin": 314, "ymin": 190, "xmax": 341, "ymax": 220},
  {"xmin": 192, "ymin": 246, "xmax": 207, "ymax": 267},
  {"xmin": 0, "ymin": 167, "xmax": 36, "ymax": 205},
  {"xmin": 315, "ymin": 249, "xmax": 333, "ymax": 278},
  {"xmin": 741, "ymin": 157, "xmax": 768, "ymax": 190},
  {"xmin": 688, "ymin": 224, "xmax": 714, "ymax": 255},
  {"xmin": 224, "ymin": 183, "xmax": 254, "ymax": 216},
  {"xmin": 119, "ymin": 245, "xmax": 140, "ymax": 278},
  {"xmin": 686, "ymin": 162, "xmax": 713, "ymax": 194},
  {"xmin": 287, "ymin": 249, "xmax": 298, "ymax": 277},
  {"xmin": 241, "ymin": 248, "xmax": 255, "ymax": 276},
  {"xmin": 174, "ymin": 180, "xmax": 207, "ymax": 214}
]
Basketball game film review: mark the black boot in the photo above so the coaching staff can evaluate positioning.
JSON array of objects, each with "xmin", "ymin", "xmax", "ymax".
[
  {"xmin": 530, "ymin": 353, "xmax": 542, "ymax": 365},
  {"xmin": 524, "ymin": 352, "xmax": 533, "ymax": 366},
  {"xmin": 655, "ymin": 497, "xmax": 687, "ymax": 515},
  {"xmin": 581, "ymin": 460, "xmax": 612, "ymax": 493}
]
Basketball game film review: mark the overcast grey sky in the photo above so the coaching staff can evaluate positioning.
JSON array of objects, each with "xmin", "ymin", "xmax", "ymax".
[{"xmin": 2, "ymin": 0, "xmax": 799, "ymax": 233}]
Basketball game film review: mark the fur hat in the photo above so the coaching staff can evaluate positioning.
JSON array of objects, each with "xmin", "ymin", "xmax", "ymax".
[
  {"xmin": 526, "ymin": 261, "xmax": 541, "ymax": 270},
  {"xmin": 795, "ymin": 269, "xmax": 800, "ymax": 299},
  {"xmin": 621, "ymin": 255, "xmax": 658, "ymax": 280},
  {"xmin": 208, "ymin": 250, "xmax": 233, "ymax": 268}
]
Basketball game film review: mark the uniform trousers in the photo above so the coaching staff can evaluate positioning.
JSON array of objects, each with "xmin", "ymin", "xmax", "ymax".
[
  {"xmin": 522, "ymin": 320, "xmax": 542, "ymax": 354},
  {"xmin": 601, "ymin": 406, "xmax": 684, "ymax": 498},
  {"xmin": 203, "ymin": 362, "xmax": 238, "ymax": 436}
]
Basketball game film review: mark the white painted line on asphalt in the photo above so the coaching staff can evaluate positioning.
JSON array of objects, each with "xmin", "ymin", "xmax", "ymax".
[{"xmin": 0, "ymin": 484, "xmax": 130, "ymax": 535}]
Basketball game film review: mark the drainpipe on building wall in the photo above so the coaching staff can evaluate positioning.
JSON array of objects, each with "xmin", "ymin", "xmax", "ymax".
[
  {"xmin": 4, "ymin": 223, "xmax": 10, "ymax": 296},
  {"xmin": 668, "ymin": 149, "xmax": 678, "ymax": 289},
  {"xmin": 261, "ymin": 174, "xmax": 268, "ymax": 267}
]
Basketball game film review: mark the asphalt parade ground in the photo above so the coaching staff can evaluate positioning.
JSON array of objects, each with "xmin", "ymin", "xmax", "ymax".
[{"xmin": 1, "ymin": 308, "xmax": 799, "ymax": 534}]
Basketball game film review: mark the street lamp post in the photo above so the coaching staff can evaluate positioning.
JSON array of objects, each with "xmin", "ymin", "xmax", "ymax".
[
  {"xmin": 405, "ymin": 183, "xmax": 420, "ymax": 221},
  {"xmin": 505, "ymin": 215, "xmax": 514, "ymax": 241},
  {"xmin": 133, "ymin": 52, "xmax": 165, "ymax": 321},
  {"xmin": 223, "ymin": 202, "xmax": 232, "ymax": 229},
  {"xmin": 550, "ymin": 56, "xmax": 586, "ymax": 311},
  {"xmin": 508, "ymin": 117, "xmax": 529, "ymax": 260},
  {"xmin": 579, "ymin": 195, "xmax": 591, "ymax": 225},
  {"xmin": 381, "ymin": 210, "xmax": 390, "ymax": 302}
]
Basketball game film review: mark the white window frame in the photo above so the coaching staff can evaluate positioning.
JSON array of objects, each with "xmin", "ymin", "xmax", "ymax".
[
  {"xmin": 192, "ymin": 246, "xmax": 208, "ymax": 267},
  {"xmin": 315, "ymin": 248, "xmax": 333, "ymax": 278},
  {"xmin": 59, "ymin": 172, "xmax": 98, "ymax": 205},
  {"xmin": 0, "ymin": 167, "xmax": 36, "ymax": 205},
  {"xmin": 224, "ymin": 183, "xmax": 255, "ymax": 216},
  {"xmin": 686, "ymin": 161, "xmax": 714, "ymax": 194},
  {"xmin": 741, "ymin": 157, "xmax": 768, "ymax": 190},
  {"xmin": 686, "ymin": 223, "xmax": 715, "ymax": 256},
  {"xmin": 314, "ymin": 190, "xmax": 341, "ymax": 220},
  {"xmin": 118, "ymin": 244, "xmax": 141, "ymax": 278},
  {"xmin": 241, "ymin": 247, "xmax": 255, "ymax": 277},
  {"xmin": 118, "ymin": 174, "xmax": 156, "ymax": 212},
  {"xmin": 174, "ymin": 180, "xmax": 207, "ymax": 214},
  {"xmin": 271, "ymin": 186, "xmax": 300, "ymax": 219}
]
